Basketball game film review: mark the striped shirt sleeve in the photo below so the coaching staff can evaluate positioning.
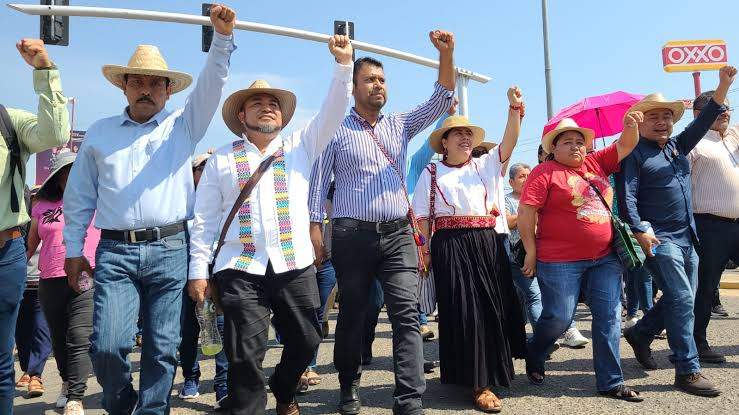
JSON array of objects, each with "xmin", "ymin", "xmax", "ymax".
[
  {"xmin": 397, "ymin": 82, "xmax": 455, "ymax": 140},
  {"xmin": 308, "ymin": 143, "xmax": 335, "ymax": 222}
]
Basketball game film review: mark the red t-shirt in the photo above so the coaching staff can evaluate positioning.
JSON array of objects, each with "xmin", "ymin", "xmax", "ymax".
[{"xmin": 520, "ymin": 143, "xmax": 620, "ymax": 262}]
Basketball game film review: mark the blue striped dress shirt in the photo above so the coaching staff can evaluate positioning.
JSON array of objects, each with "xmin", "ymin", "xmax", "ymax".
[{"xmin": 309, "ymin": 82, "xmax": 454, "ymax": 222}]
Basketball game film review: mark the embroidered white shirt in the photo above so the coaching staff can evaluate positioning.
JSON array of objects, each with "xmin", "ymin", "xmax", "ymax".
[{"xmin": 188, "ymin": 62, "xmax": 353, "ymax": 278}]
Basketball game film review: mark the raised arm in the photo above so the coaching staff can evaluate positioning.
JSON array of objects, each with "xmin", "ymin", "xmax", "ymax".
[
  {"xmin": 615, "ymin": 111, "xmax": 643, "ymax": 162},
  {"xmin": 498, "ymin": 86, "xmax": 524, "ymax": 164},
  {"xmin": 299, "ymin": 35, "xmax": 354, "ymax": 162},
  {"xmin": 12, "ymin": 39, "xmax": 69, "ymax": 154},
  {"xmin": 181, "ymin": 5, "xmax": 236, "ymax": 148},
  {"xmin": 407, "ymin": 105, "xmax": 455, "ymax": 192}
]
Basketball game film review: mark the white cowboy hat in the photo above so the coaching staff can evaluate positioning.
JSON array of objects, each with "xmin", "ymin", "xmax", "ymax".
[
  {"xmin": 221, "ymin": 80, "xmax": 297, "ymax": 137},
  {"xmin": 627, "ymin": 93, "xmax": 685, "ymax": 123},
  {"xmin": 429, "ymin": 115, "xmax": 486, "ymax": 154},
  {"xmin": 40, "ymin": 150, "xmax": 76, "ymax": 192},
  {"xmin": 541, "ymin": 118, "xmax": 595, "ymax": 154},
  {"xmin": 102, "ymin": 45, "xmax": 193, "ymax": 94}
]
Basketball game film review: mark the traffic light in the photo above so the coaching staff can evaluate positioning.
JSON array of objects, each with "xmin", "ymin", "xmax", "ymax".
[
  {"xmin": 333, "ymin": 20, "xmax": 354, "ymax": 61},
  {"xmin": 201, "ymin": 3, "xmax": 214, "ymax": 53},
  {"xmin": 40, "ymin": 0, "xmax": 69, "ymax": 46}
]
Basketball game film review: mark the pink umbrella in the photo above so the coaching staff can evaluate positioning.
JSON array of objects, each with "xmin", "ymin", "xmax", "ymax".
[{"xmin": 542, "ymin": 91, "xmax": 645, "ymax": 144}]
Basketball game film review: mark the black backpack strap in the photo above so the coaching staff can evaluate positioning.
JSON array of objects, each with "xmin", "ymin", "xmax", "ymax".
[{"xmin": 0, "ymin": 104, "xmax": 22, "ymax": 213}]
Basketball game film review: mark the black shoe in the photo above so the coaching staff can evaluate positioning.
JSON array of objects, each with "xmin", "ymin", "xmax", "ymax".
[
  {"xmin": 423, "ymin": 360, "xmax": 438, "ymax": 373},
  {"xmin": 699, "ymin": 348, "xmax": 726, "ymax": 364},
  {"xmin": 623, "ymin": 327, "xmax": 658, "ymax": 370},
  {"xmin": 711, "ymin": 304, "xmax": 729, "ymax": 317},
  {"xmin": 674, "ymin": 372, "xmax": 721, "ymax": 397},
  {"xmin": 338, "ymin": 383, "xmax": 361, "ymax": 415}
]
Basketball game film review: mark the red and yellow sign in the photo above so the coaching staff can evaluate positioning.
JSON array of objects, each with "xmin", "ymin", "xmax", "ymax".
[{"xmin": 662, "ymin": 40, "xmax": 728, "ymax": 72}]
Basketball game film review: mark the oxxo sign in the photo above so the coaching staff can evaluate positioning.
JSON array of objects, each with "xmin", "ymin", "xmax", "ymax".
[{"xmin": 662, "ymin": 40, "xmax": 728, "ymax": 72}]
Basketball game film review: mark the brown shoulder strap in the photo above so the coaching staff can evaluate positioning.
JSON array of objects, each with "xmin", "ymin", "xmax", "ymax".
[{"xmin": 210, "ymin": 150, "xmax": 278, "ymax": 267}]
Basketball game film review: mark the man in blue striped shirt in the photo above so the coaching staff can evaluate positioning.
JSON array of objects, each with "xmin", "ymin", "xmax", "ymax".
[{"xmin": 310, "ymin": 30, "xmax": 456, "ymax": 415}]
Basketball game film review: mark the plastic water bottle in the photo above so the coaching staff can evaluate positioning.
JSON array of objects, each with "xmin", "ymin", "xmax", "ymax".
[
  {"xmin": 78, "ymin": 271, "xmax": 93, "ymax": 292},
  {"xmin": 640, "ymin": 221, "xmax": 657, "ymax": 255},
  {"xmin": 196, "ymin": 299, "xmax": 223, "ymax": 356}
]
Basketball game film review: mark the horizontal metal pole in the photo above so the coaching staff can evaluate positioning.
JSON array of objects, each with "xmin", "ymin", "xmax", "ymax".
[{"xmin": 8, "ymin": 3, "xmax": 491, "ymax": 83}]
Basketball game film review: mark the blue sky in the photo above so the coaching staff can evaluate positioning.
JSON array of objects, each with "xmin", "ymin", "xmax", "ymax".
[{"xmin": 2, "ymin": 0, "xmax": 738, "ymax": 184}]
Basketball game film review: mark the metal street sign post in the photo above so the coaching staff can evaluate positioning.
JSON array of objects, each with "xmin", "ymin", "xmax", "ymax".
[
  {"xmin": 9, "ymin": 3, "xmax": 491, "ymax": 116},
  {"xmin": 662, "ymin": 39, "xmax": 729, "ymax": 97}
]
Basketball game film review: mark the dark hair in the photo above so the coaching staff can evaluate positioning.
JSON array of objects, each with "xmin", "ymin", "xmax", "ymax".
[
  {"xmin": 353, "ymin": 57, "xmax": 384, "ymax": 84},
  {"xmin": 37, "ymin": 165, "xmax": 71, "ymax": 202},
  {"xmin": 123, "ymin": 74, "xmax": 171, "ymax": 88},
  {"xmin": 693, "ymin": 90, "xmax": 715, "ymax": 111},
  {"xmin": 471, "ymin": 146, "xmax": 488, "ymax": 158}
]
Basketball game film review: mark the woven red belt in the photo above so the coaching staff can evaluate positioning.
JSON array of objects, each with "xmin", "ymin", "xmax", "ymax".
[{"xmin": 434, "ymin": 215, "xmax": 496, "ymax": 230}]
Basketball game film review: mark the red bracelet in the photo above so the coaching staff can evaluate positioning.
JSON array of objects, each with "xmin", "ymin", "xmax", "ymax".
[{"xmin": 510, "ymin": 103, "xmax": 525, "ymax": 119}]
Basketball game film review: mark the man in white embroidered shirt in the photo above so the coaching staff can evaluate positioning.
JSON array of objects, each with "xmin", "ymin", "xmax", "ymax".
[
  {"xmin": 62, "ymin": 6, "xmax": 237, "ymax": 413},
  {"xmin": 188, "ymin": 35, "xmax": 353, "ymax": 415}
]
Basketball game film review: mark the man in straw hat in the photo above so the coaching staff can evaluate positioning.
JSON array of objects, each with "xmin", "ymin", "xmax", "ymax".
[
  {"xmin": 187, "ymin": 34, "xmax": 354, "ymax": 415},
  {"xmin": 0, "ymin": 38, "xmax": 69, "ymax": 413},
  {"xmin": 617, "ymin": 65, "xmax": 736, "ymax": 397},
  {"xmin": 62, "ymin": 5, "xmax": 236, "ymax": 413},
  {"xmin": 310, "ymin": 29, "xmax": 456, "ymax": 415}
]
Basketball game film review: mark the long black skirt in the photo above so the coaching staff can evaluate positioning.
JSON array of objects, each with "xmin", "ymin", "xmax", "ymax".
[{"xmin": 431, "ymin": 227, "xmax": 527, "ymax": 389}]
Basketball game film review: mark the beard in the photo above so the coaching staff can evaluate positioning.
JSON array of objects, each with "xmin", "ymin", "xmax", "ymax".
[{"xmin": 244, "ymin": 120, "xmax": 281, "ymax": 134}]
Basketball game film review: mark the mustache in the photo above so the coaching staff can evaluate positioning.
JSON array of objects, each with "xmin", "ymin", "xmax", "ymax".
[{"xmin": 136, "ymin": 96, "xmax": 154, "ymax": 104}]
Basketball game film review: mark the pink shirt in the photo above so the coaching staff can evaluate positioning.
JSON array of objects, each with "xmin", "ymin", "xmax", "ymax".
[{"xmin": 31, "ymin": 199, "xmax": 100, "ymax": 279}]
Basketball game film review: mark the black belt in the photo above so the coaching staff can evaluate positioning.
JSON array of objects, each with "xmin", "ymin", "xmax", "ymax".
[
  {"xmin": 101, "ymin": 222, "xmax": 186, "ymax": 243},
  {"xmin": 333, "ymin": 217, "xmax": 410, "ymax": 234},
  {"xmin": 694, "ymin": 213, "xmax": 739, "ymax": 224}
]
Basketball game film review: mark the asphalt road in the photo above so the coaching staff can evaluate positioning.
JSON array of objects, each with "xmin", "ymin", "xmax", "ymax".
[{"xmin": 13, "ymin": 291, "xmax": 739, "ymax": 414}]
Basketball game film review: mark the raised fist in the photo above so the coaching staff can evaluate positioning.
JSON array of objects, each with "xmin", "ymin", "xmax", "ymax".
[
  {"xmin": 507, "ymin": 86, "xmax": 523, "ymax": 106},
  {"xmin": 329, "ymin": 34, "xmax": 353, "ymax": 65},
  {"xmin": 16, "ymin": 39, "xmax": 52, "ymax": 69},
  {"xmin": 210, "ymin": 4, "xmax": 236, "ymax": 36},
  {"xmin": 719, "ymin": 65, "xmax": 737, "ymax": 85},
  {"xmin": 624, "ymin": 111, "xmax": 644, "ymax": 129},
  {"xmin": 429, "ymin": 30, "xmax": 454, "ymax": 53}
]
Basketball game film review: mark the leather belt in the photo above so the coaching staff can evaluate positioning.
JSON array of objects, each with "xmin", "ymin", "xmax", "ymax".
[
  {"xmin": 694, "ymin": 213, "xmax": 739, "ymax": 224},
  {"xmin": 101, "ymin": 222, "xmax": 186, "ymax": 243},
  {"xmin": 333, "ymin": 217, "xmax": 410, "ymax": 234}
]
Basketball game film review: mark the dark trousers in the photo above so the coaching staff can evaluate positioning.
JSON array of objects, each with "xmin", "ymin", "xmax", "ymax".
[
  {"xmin": 332, "ymin": 221, "xmax": 424, "ymax": 415},
  {"xmin": 694, "ymin": 214, "xmax": 739, "ymax": 351},
  {"xmin": 38, "ymin": 277, "xmax": 94, "ymax": 401},
  {"xmin": 15, "ymin": 289, "xmax": 51, "ymax": 376},
  {"xmin": 215, "ymin": 264, "xmax": 321, "ymax": 415},
  {"xmin": 362, "ymin": 278, "xmax": 384, "ymax": 360},
  {"xmin": 179, "ymin": 294, "xmax": 228, "ymax": 391}
]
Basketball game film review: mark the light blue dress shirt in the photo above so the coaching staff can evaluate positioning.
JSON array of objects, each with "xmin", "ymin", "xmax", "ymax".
[
  {"xmin": 63, "ymin": 33, "xmax": 235, "ymax": 257},
  {"xmin": 406, "ymin": 113, "xmax": 448, "ymax": 194}
]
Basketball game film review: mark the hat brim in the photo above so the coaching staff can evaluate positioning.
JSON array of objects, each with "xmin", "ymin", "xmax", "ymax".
[
  {"xmin": 628, "ymin": 101, "xmax": 685, "ymax": 124},
  {"xmin": 221, "ymin": 88, "xmax": 297, "ymax": 137},
  {"xmin": 542, "ymin": 126, "xmax": 595, "ymax": 154},
  {"xmin": 430, "ymin": 125, "xmax": 486, "ymax": 154},
  {"xmin": 475, "ymin": 142, "xmax": 497, "ymax": 151},
  {"xmin": 40, "ymin": 158, "xmax": 75, "ymax": 192},
  {"xmin": 102, "ymin": 65, "xmax": 193, "ymax": 94}
]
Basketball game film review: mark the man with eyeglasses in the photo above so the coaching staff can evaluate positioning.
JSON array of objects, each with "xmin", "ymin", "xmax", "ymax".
[
  {"xmin": 616, "ymin": 65, "xmax": 736, "ymax": 397},
  {"xmin": 688, "ymin": 90, "xmax": 739, "ymax": 365}
]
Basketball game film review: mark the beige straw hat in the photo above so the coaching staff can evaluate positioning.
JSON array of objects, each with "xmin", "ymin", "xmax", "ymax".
[
  {"xmin": 541, "ymin": 118, "xmax": 595, "ymax": 154},
  {"xmin": 102, "ymin": 45, "xmax": 193, "ymax": 94},
  {"xmin": 221, "ymin": 80, "xmax": 297, "ymax": 137},
  {"xmin": 627, "ymin": 93, "xmax": 685, "ymax": 123},
  {"xmin": 429, "ymin": 115, "xmax": 486, "ymax": 154}
]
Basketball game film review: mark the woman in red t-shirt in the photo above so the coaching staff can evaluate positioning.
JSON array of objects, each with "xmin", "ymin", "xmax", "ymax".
[{"xmin": 518, "ymin": 115, "xmax": 644, "ymax": 402}]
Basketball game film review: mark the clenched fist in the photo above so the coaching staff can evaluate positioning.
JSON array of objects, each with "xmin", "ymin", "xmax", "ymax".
[
  {"xmin": 16, "ymin": 39, "xmax": 52, "ymax": 69},
  {"xmin": 719, "ymin": 65, "xmax": 737, "ymax": 85},
  {"xmin": 210, "ymin": 4, "xmax": 236, "ymax": 36},
  {"xmin": 329, "ymin": 34, "xmax": 353, "ymax": 65},
  {"xmin": 624, "ymin": 111, "xmax": 644, "ymax": 129},
  {"xmin": 507, "ymin": 86, "xmax": 523, "ymax": 106},
  {"xmin": 429, "ymin": 30, "xmax": 454, "ymax": 53}
]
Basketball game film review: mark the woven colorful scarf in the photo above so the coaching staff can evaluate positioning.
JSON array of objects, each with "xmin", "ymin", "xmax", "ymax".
[{"xmin": 231, "ymin": 140, "xmax": 297, "ymax": 270}]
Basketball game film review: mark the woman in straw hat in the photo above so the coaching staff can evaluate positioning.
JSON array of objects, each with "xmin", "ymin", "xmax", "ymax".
[
  {"xmin": 517, "ymin": 112, "xmax": 644, "ymax": 402},
  {"xmin": 26, "ymin": 150, "xmax": 100, "ymax": 414},
  {"xmin": 411, "ymin": 86, "xmax": 526, "ymax": 413}
]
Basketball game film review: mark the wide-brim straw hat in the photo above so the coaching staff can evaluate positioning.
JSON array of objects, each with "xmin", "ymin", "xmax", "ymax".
[
  {"xmin": 541, "ymin": 118, "xmax": 595, "ymax": 154},
  {"xmin": 102, "ymin": 45, "xmax": 193, "ymax": 94},
  {"xmin": 222, "ymin": 80, "xmax": 297, "ymax": 137},
  {"xmin": 627, "ymin": 93, "xmax": 685, "ymax": 123},
  {"xmin": 40, "ymin": 150, "xmax": 76, "ymax": 191},
  {"xmin": 429, "ymin": 115, "xmax": 486, "ymax": 154}
]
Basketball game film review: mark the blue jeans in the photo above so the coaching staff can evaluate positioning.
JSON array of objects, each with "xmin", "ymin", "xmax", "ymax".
[
  {"xmin": 625, "ymin": 266, "xmax": 653, "ymax": 317},
  {"xmin": 0, "ymin": 237, "xmax": 27, "ymax": 414},
  {"xmin": 308, "ymin": 260, "xmax": 337, "ymax": 369},
  {"xmin": 528, "ymin": 253, "xmax": 624, "ymax": 392},
  {"xmin": 630, "ymin": 241, "xmax": 700, "ymax": 375},
  {"xmin": 179, "ymin": 294, "xmax": 228, "ymax": 391},
  {"xmin": 15, "ymin": 288, "xmax": 52, "ymax": 377},
  {"xmin": 91, "ymin": 231, "xmax": 188, "ymax": 414}
]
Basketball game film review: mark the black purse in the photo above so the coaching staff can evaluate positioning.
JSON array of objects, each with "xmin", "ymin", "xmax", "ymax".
[{"xmin": 512, "ymin": 239, "xmax": 526, "ymax": 268}]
